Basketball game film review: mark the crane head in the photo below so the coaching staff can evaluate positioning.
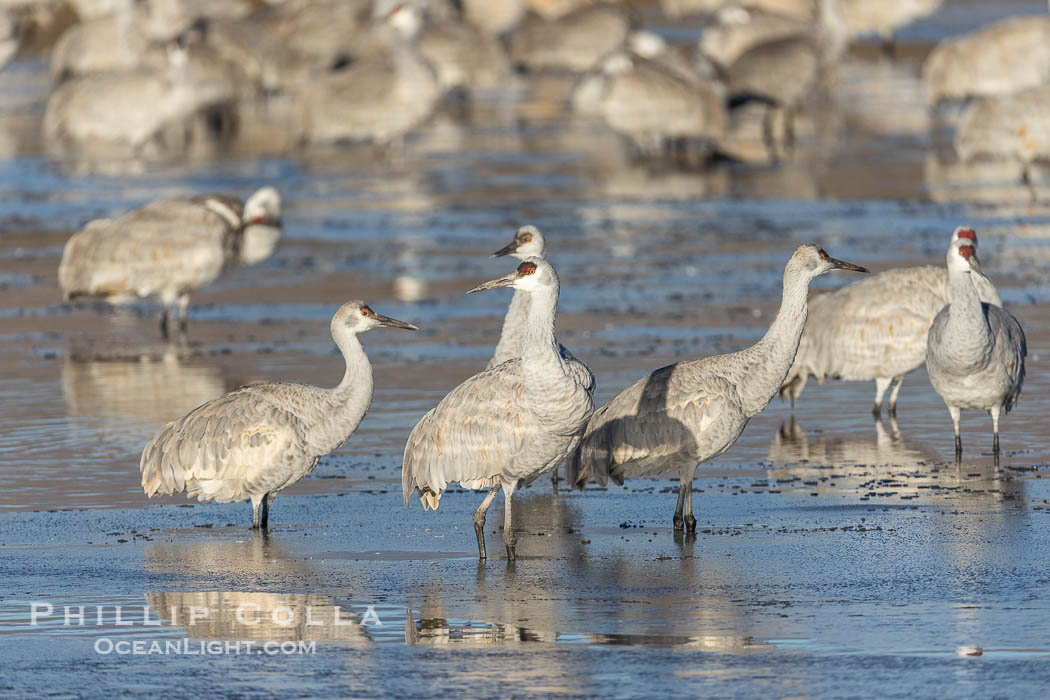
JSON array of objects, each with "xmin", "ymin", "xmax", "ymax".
[
  {"xmin": 951, "ymin": 226, "xmax": 977, "ymax": 247},
  {"xmin": 948, "ymin": 240, "xmax": 984, "ymax": 276},
  {"xmin": 243, "ymin": 187, "xmax": 282, "ymax": 227},
  {"xmin": 467, "ymin": 257, "xmax": 557, "ymax": 294},
  {"xmin": 791, "ymin": 244, "xmax": 867, "ymax": 278},
  {"xmin": 491, "ymin": 225, "xmax": 546, "ymax": 260},
  {"xmin": 333, "ymin": 300, "xmax": 419, "ymax": 334}
]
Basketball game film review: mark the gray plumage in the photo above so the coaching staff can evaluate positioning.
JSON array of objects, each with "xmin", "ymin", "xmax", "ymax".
[
  {"xmin": 0, "ymin": 10, "xmax": 16, "ymax": 71},
  {"xmin": 486, "ymin": 226, "xmax": 595, "ymax": 487},
  {"xmin": 416, "ymin": 12, "xmax": 513, "ymax": 92},
  {"xmin": 572, "ymin": 50, "xmax": 726, "ymax": 161},
  {"xmin": 486, "ymin": 225, "xmax": 595, "ymax": 391},
  {"xmin": 141, "ymin": 300, "xmax": 418, "ymax": 528},
  {"xmin": 926, "ymin": 238, "xmax": 1026, "ymax": 461},
  {"xmin": 58, "ymin": 187, "xmax": 282, "ymax": 337},
  {"xmin": 719, "ymin": 0, "xmax": 845, "ymax": 161},
  {"xmin": 781, "ymin": 226, "xmax": 1000, "ymax": 414},
  {"xmin": 955, "ymin": 85, "xmax": 1050, "ymax": 185},
  {"xmin": 569, "ymin": 245, "xmax": 867, "ymax": 532},
  {"xmin": 508, "ymin": 3, "xmax": 631, "ymax": 73},
  {"xmin": 402, "ymin": 258, "xmax": 594, "ymax": 560},
  {"xmin": 838, "ymin": 0, "xmax": 942, "ymax": 44},
  {"xmin": 922, "ymin": 16, "xmax": 1050, "ymax": 106},
  {"xmin": 697, "ymin": 6, "xmax": 811, "ymax": 70},
  {"xmin": 300, "ymin": 5, "xmax": 441, "ymax": 145},
  {"xmin": 44, "ymin": 36, "xmax": 237, "ymax": 159},
  {"xmin": 50, "ymin": 8, "xmax": 160, "ymax": 83}
]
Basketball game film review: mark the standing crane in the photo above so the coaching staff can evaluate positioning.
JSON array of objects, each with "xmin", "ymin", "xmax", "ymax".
[
  {"xmin": 781, "ymin": 226, "xmax": 1000, "ymax": 415},
  {"xmin": 926, "ymin": 239, "xmax": 1025, "ymax": 462},
  {"xmin": 569, "ymin": 245, "xmax": 866, "ymax": 531},
  {"xmin": 487, "ymin": 225, "xmax": 595, "ymax": 487},
  {"xmin": 59, "ymin": 187, "xmax": 282, "ymax": 338},
  {"xmin": 140, "ymin": 300, "xmax": 418, "ymax": 528},
  {"xmin": 402, "ymin": 258, "xmax": 594, "ymax": 560}
]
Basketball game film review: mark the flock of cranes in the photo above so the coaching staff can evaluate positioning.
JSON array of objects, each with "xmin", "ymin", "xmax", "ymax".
[
  {"xmin": 58, "ymin": 189, "xmax": 1028, "ymax": 561},
  {"xmin": 3, "ymin": 0, "xmax": 1047, "ymax": 181}
]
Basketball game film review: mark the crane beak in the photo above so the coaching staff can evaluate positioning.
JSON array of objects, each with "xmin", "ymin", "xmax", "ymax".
[
  {"xmin": 490, "ymin": 239, "xmax": 519, "ymax": 258},
  {"xmin": 967, "ymin": 254, "xmax": 985, "ymax": 276},
  {"xmin": 467, "ymin": 272, "xmax": 517, "ymax": 293},
  {"xmin": 376, "ymin": 313, "xmax": 419, "ymax": 331},
  {"xmin": 829, "ymin": 256, "xmax": 868, "ymax": 273}
]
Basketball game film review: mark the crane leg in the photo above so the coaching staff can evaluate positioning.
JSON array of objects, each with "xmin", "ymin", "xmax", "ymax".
[
  {"xmin": 551, "ymin": 465, "xmax": 558, "ymax": 491},
  {"xmin": 673, "ymin": 483, "xmax": 687, "ymax": 531},
  {"xmin": 762, "ymin": 107, "xmax": 781, "ymax": 164},
  {"xmin": 473, "ymin": 484, "xmax": 501, "ymax": 560},
  {"xmin": 159, "ymin": 307, "xmax": 170, "ymax": 340},
  {"xmin": 177, "ymin": 294, "xmax": 190, "ymax": 335},
  {"xmin": 949, "ymin": 405, "xmax": 962, "ymax": 462},
  {"xmin": 684, "ymin": 481, "xmax": 696, "ymax": 533},
  {"xmin": 260, "ymin": 493, "xmax": 271, "ymax": 530},
  {"xmin": 502, "ymin": 481, "xmax": 518, "ymax": 561},
  {"xmin": 873, "ymin": 377, "xmax": 891, "ymax": 416},
  {"xmin": 991, "ymin": 406, "xmax": 1001, "ymax": 465},
  {"xmin": 887, "ymin": 377, "xmax": 904, "ymax": 416},
  {"xmin": 250, "ymin": 494, "xmax": 264, "ymax": 529}
]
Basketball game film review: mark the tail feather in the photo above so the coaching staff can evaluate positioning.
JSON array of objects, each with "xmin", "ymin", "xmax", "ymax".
[
  {"xmin": 421, "ymin": 490, "xmax": 441, "ymax": 511},
  {"xmin": 140, "ymin": 422, "xmax": 186, "ymax": 498}
]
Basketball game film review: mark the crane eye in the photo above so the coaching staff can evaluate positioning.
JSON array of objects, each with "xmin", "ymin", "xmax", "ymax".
[
  {"xmin": 522, "ymin": 234, "xmax": 532, "ymax": 243},
  {"xmin": 817, "ymin": 248, "xmax": 829, "ymax": 260},
  {"xmin": 517, "ymin": 262, "xmax": 537, "ymax": 275},
  {"xmin": 361, "ymin": 306, "xmax": 374, "ymax": 316}
]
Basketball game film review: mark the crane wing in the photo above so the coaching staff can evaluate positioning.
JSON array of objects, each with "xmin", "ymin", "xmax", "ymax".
[
  {"xmin": 140, "ymin": 388, "xmax": 306, "ymax": 504},
  {"xmin": 991, "ymin": 305, "xmax": 1027, "ymax": 412},
  {"xmin": 570, "ymin": 362, "xmax": 734, "ymax": 487},
  {"xmin": 402, "ymin": 361, "xmax": 534, "ymax": 509}
]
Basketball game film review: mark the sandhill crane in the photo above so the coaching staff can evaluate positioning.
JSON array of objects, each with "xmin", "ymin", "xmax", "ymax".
[
  {"xmin": 0, "ymin": 10, "xmax": 16, "ymax": 71},
  {"xmin": 781, "ymin": 226, "xmax": 1001, "ymax": 415},
  {"xmin": 486, "ymin": 226, "xmax": 593, "ymax": 387},
  {"xmin": 720, "ymin": 0, "xmax": 845, "ymax": 160},
  {"xmin": 402, "ymin": 258, "xmax": 594, "ymax": 560},
  {"xmin": 926, "ymin": 240, "xmax": 1026, "ymax": 462},
  {"xmin": 49, "ymin": 2, "xmax": 165, "ymax": 83},
  {"xmin": 140, "ymin": 300, "xmax": 418, "ymax": 528},
  {"xmin": 487, "ymin": 226, "xmax": 595, "ymax": 487},
  {"xmin": 59, "ymin": 187, "xmax": 282, "ymax": 337},
  {"xmin": 460, "ymin": 0, "xmax": 525, "ymax": 35},
  {"xmin": 922, "ymin": 16, "xmax": 1050, "ymax": 107},
  {"xmin": 838, "ymin": 0, "xmax": 942, "ymax": 49},
  {"xmin": 572, "ymin": 50, "xmax": 726, "ymax": 163},
  {"xmin": 569, "ymin": 245, "xmax": 866, "ymax": 532},
  {"xmin": 955, "ymin": 84, "xmax": 1050, "ymax": 192},
  {"xmin": 300, "ymin": 3, "xmax": 441, "ymax": 145},
  {"xmin": 44, "ymin": 31, "xmax": 237, "ymax": 159},
  {"xmin": 508, "ymin": 2, "xmax": 632, "ymax": 73},
  {"xmin": 416, "ymin": 6, "xmax": 513, "ymax": 93},
  {"xmin": 697, "ymin": 5, "xmax": 810, "ymax": 71}
]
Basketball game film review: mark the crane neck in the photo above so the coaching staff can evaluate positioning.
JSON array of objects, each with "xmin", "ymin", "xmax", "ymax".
[
  {"xmin": 734, "ymin": 268, "xmax": 813, "ymax": 417},
  {"xmin": 490, "ymin": 288, "xmax": 530, "ymax": 367},
  {"xmin": 945, "ymin": 268, "xmax": 993, "ymax": 357},
  {"xmin": 330, "ymin": 326, "xmax": 374, "ymax": 409},
  {"xmin": 300, "ymin": 325, "xmax": 375, "ymax": 456},
  {"xmin": 520, "ymin": 283, "xmax": 564, "ymax": 381}
]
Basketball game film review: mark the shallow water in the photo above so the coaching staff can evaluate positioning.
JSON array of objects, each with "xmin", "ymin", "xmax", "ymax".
[{"xmin": 4, "ymin": 3, "xmax": 1050, "ymax": 696}]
